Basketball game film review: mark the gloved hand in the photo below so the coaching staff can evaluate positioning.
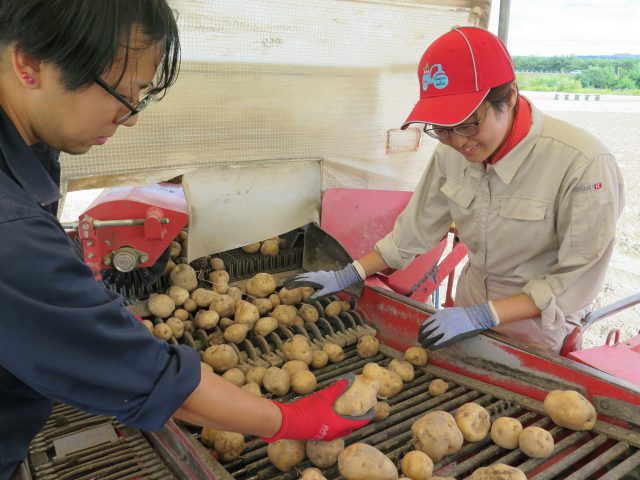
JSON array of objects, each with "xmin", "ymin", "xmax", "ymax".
[
  {"xmin": 418, "ymin": 303, "xmax": 498, "ymax": 350},
  {"xmin": 262, "ymin": 373, "xmax": 373, "ymax": 442},
  {"xmin": 284, "ymin": 263, "xmax": 362, "ymax": 300}
]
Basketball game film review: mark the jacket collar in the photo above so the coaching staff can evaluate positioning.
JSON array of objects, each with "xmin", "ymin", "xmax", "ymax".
[
  {"xmin": 488, "ymin": 97, "xmax": 543, "ymax": 185},
  {"xmin": 0, "ymin": 106, "xmax": 60, "ymax": 207}
]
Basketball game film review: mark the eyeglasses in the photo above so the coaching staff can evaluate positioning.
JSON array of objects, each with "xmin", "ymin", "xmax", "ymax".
[
  {"xmin": 94, "ymin": 77, "xmax": 153, "ymax": 125},
  {"xmin": 423, "ymin": 103, "xmax": 491, "ymax": 140}
]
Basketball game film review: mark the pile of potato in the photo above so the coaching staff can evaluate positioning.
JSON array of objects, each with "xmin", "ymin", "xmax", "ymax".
[{"xmin": 241, "ymin": 235, "xmax": 287, "ymax": 257}]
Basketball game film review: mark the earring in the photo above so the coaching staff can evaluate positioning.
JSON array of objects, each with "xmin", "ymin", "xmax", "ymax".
[{"xmin": 21, "ymin": 72, "xmax": 35, "ymax": 85}]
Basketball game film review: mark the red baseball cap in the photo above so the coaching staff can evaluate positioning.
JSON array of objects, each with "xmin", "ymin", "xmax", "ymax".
[{"xmin": 402, "ymin": 26, "xmax": 515, "ymax": 128}]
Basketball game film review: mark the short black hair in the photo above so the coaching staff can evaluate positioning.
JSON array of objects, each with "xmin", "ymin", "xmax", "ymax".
[
  {"xmin": 0, "ymin": 0, "xmax": 180, "ymax": 97},
  {"xmin": 486, "ymin": 80, "xmax": 518, "ymax": 113}
]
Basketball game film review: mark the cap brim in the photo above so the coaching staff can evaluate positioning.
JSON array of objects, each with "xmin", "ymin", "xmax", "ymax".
[{"xmin": 401, "ymin": 89, "xmax": 490, "ymax": 129}]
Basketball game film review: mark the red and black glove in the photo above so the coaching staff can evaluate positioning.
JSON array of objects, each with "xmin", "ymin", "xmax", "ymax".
[{"xmin": 262, "ymin": 373, "xmax": 373, "ymax": 442}]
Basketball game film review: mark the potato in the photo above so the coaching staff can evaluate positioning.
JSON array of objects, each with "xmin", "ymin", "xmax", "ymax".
[
  {"xmin": 226, "ymin": 286, "xmax": 243, "ymax": 302},
  {"xmin": 173, "ymin": 308, "xmax": 190, "ymax": 321},
  {"xmin": 306, "ymin": 438, "xmax": 344, "ymax": 468},
  {"xmin": 334, "ymin": 363, "xmax": 382, "ymax": 416},
  {"xmin": 210, "ymin": 257, "xmax": 225, "ymax": 271},
  {"xmin": 411, "ymin": 411, "xmax": 463, "ymax": 461},
  {"xmin": 165, "ymin": 317, "xmax": 184, "ymax": 339},
  {"xmin": 268, "ymin": 293, "xmax": 281, "ymax": 308},
  {"xmin": 311, "ymin": 350, "xmax": 329, "ymax": 369},
  {"xmin": 142, "ymin": 319, "xmax": 154, "ymax": 334},
  {"xmin": 404, "ymin": 346, "xmax": 428, "ymax": 366},
  {"xmin": 222, "ymin": 368, "xmax": 245, "ymax": 387},
  {"xmin": 246, "ymin": 366, "xmax": 267, "ymax": 386},
  {"xmin": 519, "ymin": 426, "xmax": 554, "ymax": 458},
  {"xmin": 148, "ymin": 294, "xmax": 175, "ymax": 319},
  {"xmin": 169, "ymin": 263, "xmax": 198, "ymax": 291},
  {"xmin": 373, "ymin": 402, "xmax": 391, "ymax": 421},
  {"xmin": 153, "ymin": 323, "xmax": 173, "ymax": 340},
  {"xmin": 544, "ymin": 390, "xmax": 597, "ymax": 430},
  {"xmin": 282, "ymin": 360, "xmax": 309, "ymax": 376},
  {"xmin": 178, "ymin": 230, "xmax": 188, "ymax": 241},
  {"xmin": 210, "ymin": 294, "xmax": 236, "ymax": 317},
  {"xmin": 283, "ymin": 335, "xmax": 313, "ymax": 365},
  {"xmin": 242, "ymin": 242, "xmax": 261, "ymax": 254},
  {"xmin": 338, "ymin": 443, "xmax": 399, "ymax": 480},
  {"xmin": 252, "ymin": 298, "xmax": 273, "ymax": 314},
  {"xmin": 388, "ymin": 359, "xmax": 414, "ymax": 382},
  {"xmin": 272, "ymin": 304, "xmax": 298, "ymax": 327},
  {"xmin": 278, "ymin": 287, "xmax": 303, "ymax": 305},
  {"xmin": 214, "ymin": 431, "xmax": 245, "ymax": 462},
  {"xmin": 200, "ymin": 361, "xmax": 213, "ymax": 373},
  {"xmin": 260, "ymin": 238, "xmax": 280, "ymax": 256},
  {"xmin": 234, "ymin": 300, "xmax": 259, "ymax": 326},
  {"xmin": 298, "ymin": 303, "xmax": 319, "ymax": 323},
  {"xmin": 429, "ymin": 379, "xmax": 449, "ymax": 396},
  {"xmin": 212, "ymin": 281, "xmax": 229, "ymax": 294},
  {"xmin": 325, "ymin": 301, "xmax": 343, "ymax": 317},
  {"xmin": 167, "ymin": 285, "xmax": 190, "ymax": 306},
  {"xmin": 323, "ymin": 343, "xmax": 345, "ymax": 363},
  {"xmin": 218, "ymin": 317, "xmax": 234, "ymax": 330},
  {"xmin": 357, "ymin": 335, "xmax": 380, "ymax": 358},
  {"xmin": 208, "ymin": 269, "xmax": 229, "ymax": 284},
  {"xmin": 241, "ymin": 382, "xmax": 262, "ymax": 397},
  {"xmin": 291, "ymin": 370, "xmax": 317, "ymax": 394},
  {"xmin": 454, "ymin": 403, "xmax": 490, "ymax": 442},
  {"xmin": 200, "ymin": 426, "xmax": 218, "ymax": 446},
  {"xmin": 203, "ymin": 344, "xmax": 238, "ymax": 372},
  {"xmin": 469, "ymin": 464, "xmax": 526, "ymax": 480},
  {"xmin": 170, "ymin": 240, "xmax": 182, "ymax": 258},
  {"xmin": 300, "ymin": 287, "xmax": 315, "ymax": 300},
  {"xmin": 164, "ymin": 259, "xmax": 176, "ymax": 275},
  {"xmin": 254, "ymin": 316, "xmax": 279, "ymax": 336},
  {"xmin": 299, "ymin": 467, "xmax": 327, "ymax": 480},
  {"xmin": 191, "ymin": 287, "xmax": 218, "ymax": 308},
  {"xmin": 267, "ymin": 439, "xmax": 306, "ymax": 472},
  {"xmin": 491, "ymin": 417, "xmax": 523, "ymax": 449},
  {"xmin": 224, "ymin": 323, "xmax": 250, "ymax": 343},
  {"xmin": 194, "ymin": 310, "xmax": 220, "ymax": 330},
  {"xmin": 377, "ymin": 368, "xmax": 404, "ymax": 399},
  {"xmin": 263, "ymin": 367, "xmax": 291, "ymax": 396},
  {"xmin": 182, "ymin": 298, "xmax": 197, "ymax": 312},
  {"xmin": 245, "ymin": 272, "xmax": 277, "ymax": 298},
  {"xmin": 401, "ymin": 450, "xmax": 433, "ymax": 480}
]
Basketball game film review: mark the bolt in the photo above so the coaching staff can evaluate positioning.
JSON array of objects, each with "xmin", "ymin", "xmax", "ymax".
[
  {"xmin": 139, "ymin": 255, "xmax": 148, "ymax": 263},
  {"xmin": 81, "ymin": 223, "xmax": 89, "ymax": 230},
  {"xmin": 599, "ymin": 399, "xmax": 611, "ymax": 410},
  {"xmin": 86, "ymin": 240, "xmax": 93, "ymax": 247},
  {"xmin": 103, "ymin": 257, "xmax": 111, "ymax": 265},
  {"xmin": 87, "ymin": 253, "xmax": 94, "ymax": 259}
]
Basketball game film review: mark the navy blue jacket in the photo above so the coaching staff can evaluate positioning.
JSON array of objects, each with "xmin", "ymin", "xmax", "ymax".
[{"xmin": 0, "ymin": 107, "xmax": 200, "ymax": 479}]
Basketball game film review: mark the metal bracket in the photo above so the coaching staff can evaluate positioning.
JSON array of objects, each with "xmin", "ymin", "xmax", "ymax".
[
  {"xmin": 594, "ymin": 395, "xmax": 640, "ymax": 428},
  {"xmin": 53, "ymin": 423, "xmax": 118, "ymax": 459}
]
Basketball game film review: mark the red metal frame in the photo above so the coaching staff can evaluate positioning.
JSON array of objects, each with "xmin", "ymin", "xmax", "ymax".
[
  {"xmin": 355, "ymin": 285, "xmax": 640, "ymax": 410},
  {"xmin": 76, "ymin": 183, "xmax": 189, "ymax": 279}
]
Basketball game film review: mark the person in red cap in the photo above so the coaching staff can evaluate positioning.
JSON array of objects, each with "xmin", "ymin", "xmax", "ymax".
[{"xmin": 287, "ymin": 26, "xmax": 624, "ymax": 353}]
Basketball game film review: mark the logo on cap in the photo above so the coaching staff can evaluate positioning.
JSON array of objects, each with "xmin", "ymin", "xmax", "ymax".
[{"xmin": 422, "ymin": 64, "xmax": 449, "ymax": 91}]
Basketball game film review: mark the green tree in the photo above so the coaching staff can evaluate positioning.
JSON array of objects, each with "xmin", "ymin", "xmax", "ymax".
[{"xmin": 578, "ymin": 66, "xmax": 617, "ymax": 89}]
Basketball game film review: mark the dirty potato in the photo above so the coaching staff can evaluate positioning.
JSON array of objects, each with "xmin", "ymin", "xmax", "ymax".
[
  {"xmin": 338, "ymin": 443, "xmax": 398, "ymax": 480},
  {"xmin": 148, "ymin": 294, "xmax": 175, "ymax": 319},
  {"xmin": 306, "ymin": 438, "xmax": 344, "ymax": 468},
  {"xmin": 388, "ymin": 359, "xmax": 415, "ymax": 383},
  {"xmin": 429, "ymin": 379, "xmax": 449, "ymax": 396},
  {"xmin": 491, "ymin": 417, "xmax": 523, "ymax": 449},
  {"xmin": 267, "ymin": 439, "xmax": 306, "ymax": 472},
  {"xmin": 519, "ymin": 426, "xmax": 554, "ymax": 458},
  {"xmin": 469, "ymin": 464, "xmax": 526, "ymax": 480},
  {"xmin": 454, "ymin": 403, "xmax": 491, "ymax": 442},
  {"xmin": 411, "ymin": 411, "xmax": 463, "ymax": 461},
  {"xmin": 401, "ymin": 450, "xmax": 433, "ymax": 480},
  {"xmin": 263, "ymin": 367, "xmax": 291, "ymax": 396},
  {"xmin": 404, "ymin": 346, "xmax": 428, "ymax": 366},
  {"xmin": 543, "ymin": 390, "xmax": 597, "ymax": 431},
  {"xmin": 245, "ymin": 272, "xmax": 277, "ymax": 298},
  {"xmin": 356, "ymin": 335, "xmax": 380, "ymax": 359},
  {"xmin": 291, "ymin": 370, "xmax": 317, "ymax": 395}
]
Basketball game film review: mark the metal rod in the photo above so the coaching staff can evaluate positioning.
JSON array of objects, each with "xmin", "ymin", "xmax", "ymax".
[
  {"xmin": 598, "ymin": 450, "xmax": 640, "ymax": 479},
  {"xmin": 563, "ymin": 441, "xmax": 630, "ymax": 480},
  {"xmin": 498, "ymin": 0, "xmax": 511, "ymax": 45},
  {"xmin": 530, "ymin": 434, "xmax": 608, "ymax": 480}
]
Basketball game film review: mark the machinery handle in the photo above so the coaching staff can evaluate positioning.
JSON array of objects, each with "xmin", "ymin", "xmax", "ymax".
[
  {"xmin": 582, "ymin": 292, "xmax": 640, "ymax": 329},
  {"xmin": 61, "ymin": 218, "xmax": 170, "ymax": 229}
]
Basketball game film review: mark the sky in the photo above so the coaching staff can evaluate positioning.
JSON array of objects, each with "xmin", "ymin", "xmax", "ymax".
[{"xmin": 488, "ymin": 0, "xmax": 640, "ymax": 57}]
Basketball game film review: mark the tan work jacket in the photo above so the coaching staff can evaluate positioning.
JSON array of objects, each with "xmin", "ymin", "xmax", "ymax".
[{"xmin": 375, "ymin": 99, "xmax": 625, "ymax": 352}]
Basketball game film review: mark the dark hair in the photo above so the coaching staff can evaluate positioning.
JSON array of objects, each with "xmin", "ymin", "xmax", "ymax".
[
  {"xmin": 486, "ymin": 80, "xmax": 518, "ymax": 113},
  {"xmin": 0, "ymin": 0, "xmax": 180, "ymax": 97}
]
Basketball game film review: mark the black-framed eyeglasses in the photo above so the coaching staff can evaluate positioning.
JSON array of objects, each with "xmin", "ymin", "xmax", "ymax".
[
  {"xmin": 94, "ymin": 77, "xmax": 153, "ymax": 125},
  {"xmin": 423, "ymin": 103, "xmax": 491, "ymax": 140}
]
